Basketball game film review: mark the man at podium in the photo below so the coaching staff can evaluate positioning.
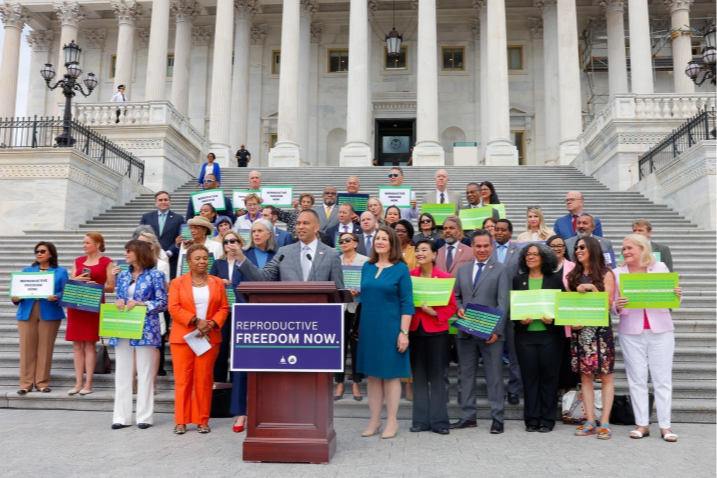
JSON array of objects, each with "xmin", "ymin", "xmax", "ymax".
[{"xmin": 235, "ymin": 209, "xmax": 344, "ymax": 288}]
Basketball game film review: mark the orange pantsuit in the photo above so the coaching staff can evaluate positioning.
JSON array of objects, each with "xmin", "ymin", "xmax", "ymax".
[{"xmin": 168, "ymin": 274, "xmax": 229, "ymax": 426}]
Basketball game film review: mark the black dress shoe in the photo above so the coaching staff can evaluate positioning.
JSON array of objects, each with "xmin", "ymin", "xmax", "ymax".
[
  {"xmin": 410, "ymin": 426, "xmax": 431, "ymax": 432},
  {"xmin": 526, "ymin": 425, "xmax": 539, "ymax": 432},
  {"xmin": 450, "ymin": 419, "xmax": 477, "ymax": 429},
  {"xmin": 508, "ymin": 393, "xmax": 520, "ymax": 405},
  {"xmin": 538, "ymin": 425, "xmax": 552, "ymax": 433},
  {"xmin": 138, "ymin": 423, "xmax": 151, "ymax": 429},
  {"xmin": 157, "ymin": 370, "xmax": 167, "ymax": 377},
  {"xmin": 433, "ymin": 428, "xmax": 450, "ymax": 435},
  {"xmin": 490, "ymin": 419, "xmax": 504, "ymax": 434},
  {"xmin": 111, "ymin": 423, "xmax": 129, "ymax": 430},
  {"xmin": 353, "ymin": 395, "xmax": 363, "ymax": 402}
]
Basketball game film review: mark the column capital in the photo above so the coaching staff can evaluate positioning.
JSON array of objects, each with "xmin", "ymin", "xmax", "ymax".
[
  {"xmin": 111, "ymin": 0, "xmax": 143, "ymax": 26},
  {"xmin": 136, "ymin": 27, "xmax": 150, "ymax": 47},
  {"xmin": 586, "ymin": 17, "xmax": 607, "ymax": 30},
  {"xmin": 470, "ymin": 18, "xmax": 480, "ymax": 39},
  {"xmin": 192, "ymin": 25, "xmax": 214, "ymax": 46},
  {"xmin": 26, "ymin": 29, "xmax": 54, "ymax": 52},
  {"xmin": 0, "ymin": 3, "xmax": 30, "ymax": 30},
  {"xmin": 235, "ymin": 0, "xmax": 261, "ymax": 21},
  {"xmin": 662, "ymin": 0, "xmax": 693, "ymax": 13},
  {"xmin": 171, "ymin": 0, "xmax": 200, "ymax": 23},
  {"xmin": 300, "ymin": 0, "xmax": 317, "ymax": 20},
  {"xmin": 599, "ymin": 0, "xmax": 626, "ymax": 13},
  {"xmin": 472, "ymin": 0, "xmax": 486, "ymax": 16},
  {"xmin": 528, "ymin": 17, "xmax": 543, "ymax": 39},
  {"xmin": 81, "ymin": 28, "xmax": 107, "ymax": 49},
  {"xmin": 651, "ymin": 17, "xmax": 671, "ymax": 31},
  {"xmin": 250, "ymin": 23, "xmax": 267, "ymax": 45},
  {"xmin": 311, "ymin": 22, "xmax": 323, "ymax": 43},
  {"xmin": 53, "ymin": 2, "xmax": 86, "ymax": 28},
  {"xmin": 534, "ymin": 0, "xmax": 557, "ymax": 15}
]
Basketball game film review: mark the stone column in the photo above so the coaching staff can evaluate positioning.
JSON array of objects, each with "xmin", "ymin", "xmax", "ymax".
[
  {"xmin": 474, "ymin": 2, "xmax": 489, "ymax": 161},
  {"xmin": 483, "ymin": 0, "xmax": 518, "ymax": 165},
  {"xmin": 209, "ymin": 0, "xmax": 235, "ymax": 167},
  {"xmin": 53, "ymin": 2, "xmax": 86, "ymax": 111},
  {"xmin": 602, "ymin": 0, "xmax": 628, "ymax": 97},
  {"xmin": 414, "ymin": 0, "xmax": 444, "ymax": 165},
  {"xmin": 367, "ymin": 0, "xmax": 377, "ymax": 158},
  {"xmin": 111, "ymin": 1, "xmax": 142, "ymax": 98},
  {"xmin": 248, "ymin": 23, "xmax": 267, "ymax": 163},
  {"xmin": 298, "ymin": 0, "xmax": 316, "ymax": 164},
  {"xmin": 134, "ymin": 28, "xmax": 150, "ymax": 100},
  {"xmin": 230, "ymin": 0, "xmax": 259, "ymax": 153},
  {"xmin": 26, "ymin": 30, "xmax": 54, "ymax": 117},
  {"xmin": 665, "ymin": 0, "xmax": 695, "ymax": 93},
  {"xmin": 309, "ymin": 22, "xmax": 322, "ymax": 164},
  {"xmin": 469, "ymin": 19, "xmax": 480, "ymax": 160},
  {"xmin": 340, "ymin": 0, "xmax": 372, "ymax": 166},
  {"xmin": 189, "ymin": 26, "xmax": 213, "ymax": 134},
  {"xmin": 268, "ymin": 0, "xmax": 302, "ymax": 167},
  {"xmin": 145, "ymin": 0, "xmax": 171, "ymax": 101},
  {"xmin": 79, "ymin": 29, "xmax": 106, "ymax": 102},
  {"xmin": 556, "ymin": 0, "xmax": 581, "ymax": 164},
  {"xmin": 170, "ymin": 0, "xmax": 200, "ymax": 116},
  {"xmin": 628, "ymin": 0, "xmax": 654, "ymax": 93},
  {"xmin": 528, "ymin": 17, "xmax": 543, "ymax": 165},
  {"xmin": 0, "ymin": 3, "xmax": 30, "ymax": 118},
  {"xmin": 535, "ymin": 0, "xmax": 560, "ymax": 163}
]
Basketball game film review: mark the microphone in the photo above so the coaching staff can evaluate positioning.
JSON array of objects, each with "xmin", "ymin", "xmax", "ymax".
[
  {"xmin": 306, "ymin": 253, "xmax": 313, "ymax": 263},
  {"xmin": 278, "ymin": 254, "xmax": 285, "ymax": 262}
]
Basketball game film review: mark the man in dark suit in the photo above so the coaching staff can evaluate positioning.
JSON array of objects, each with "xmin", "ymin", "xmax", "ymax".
[
  {"xmin": 185, "ymin": 174, "xmax": 237, "ymax": 222},
  {"xmin": 313, "ymin": 186, "xmax": 339, "ymax": 233},
  {"xmin": 489, "ymin": 218, "xmax": 523, "ymax": 405},
  {"xmin": 355, "ymin": 211, "xmax": 378, "ymax": 256},
  {"xmin": 565, "ymin": 214, "xmax": 614, "ymax": 262},
  {"xmin": 261, "ymin": 206, "xmax": 293, "ymax": 247},
  {"xmin": 451, "ymin": 230, "xmax": 511, "ymax": 434},
  {"xmin": 140, "ymin": 191, "xmax": 184, "ymax": 276},
  {"xmin": 236, "ymin": 209, "xmax": 344, "ymax": 287},
  {"xmin": 326, "ymin": 203, "xmax": 361, "ymax": 241},
  {"xmin": 553, "ymin": 191, "xmax": 603, "ymax": 239},
  {"xmin": 632, "ymin": 218, "xmax": 673, "ymax": 271}
]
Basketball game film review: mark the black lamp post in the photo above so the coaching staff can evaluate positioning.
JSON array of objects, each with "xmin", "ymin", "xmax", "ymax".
[
  {"xmin": 685, "ymin": 25, "xmax": 716, "ymax": 87},
  {"xmin": 41, "ymin": 40, "xmax": 98, "ymax": 147}
]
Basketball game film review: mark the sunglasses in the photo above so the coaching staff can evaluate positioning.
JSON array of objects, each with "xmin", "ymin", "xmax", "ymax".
[
  {"xmin": 35, "ymin": 249, "xmax": 48, "ymax": 254},
  {"xmin": 338, "ymin": 238, "xmax": 355, "ymax": 244},
  {"xmin": 420, "ymin": 219, "xmax": 433, "ymax": 224},
  {"xmin": 223, "ymin": 239, "xmax": 240, "ymax": 245},
  {"xmin": 527, "ymin": 205, "xmax": 542, "ymax": 210},
  {"xmin": 387, "ymin": 173, "xmax": 399, "ymax": 178},
  {"xmin": 204, "ymin": 179, "xmax": 216, "ymax": 183},
  {"xmin": 575, "ymin": 244, "xmax": 587, "ymax": 251},
  {"xmin": 323, "ymin": 191, "xmax": 336, "ymax": 195}
]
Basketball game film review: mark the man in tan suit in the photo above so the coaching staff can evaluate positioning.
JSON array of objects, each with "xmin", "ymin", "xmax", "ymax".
[{"xmin": 422, "ymin": 169, "xmax": 463, "ymax": 213}]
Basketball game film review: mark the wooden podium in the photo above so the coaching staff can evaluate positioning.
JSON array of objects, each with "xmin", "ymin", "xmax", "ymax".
[{"xmin": 237, "ymin": 282, "xmax": 346, "ymax": 464}]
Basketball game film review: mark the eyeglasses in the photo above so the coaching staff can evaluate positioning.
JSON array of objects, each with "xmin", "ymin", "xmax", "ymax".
[
  {"xmin": 480, "ymin": 188, "xmax": 490, "ymax": 192},
  {"xmin": 35, "ymin": 249, "xmax": 48, "ymax": 254},
  {"xmin": 525, "ymin": 252, "xmax": 540, "ymax": 258},
  {"xmin": 420, "ymin": 219, "xmax": 432, "ymax": 224},
  {"xmin": 549, "ymin": 244, "xmax": 566, "ymax": 250},
  {"xmin": 323, "ymin": 191, "xmax": 336, "ymax": 195},
  {"xmin": 223, "ymin": 239, "xmax": 240, "ymax": 245},
  {"xmin": 338, "ymin": 238, "xmax": 355, "ymax": 244},
  {"xmin": 387, "ymin": 173, "xmax": 399, "ymax": 178},
  {"xmin": 395, "ymin": 229, "xmax": 408, "ymax": 235},
  {"xmin": 575, "ymin": 244, "xmax": 587, "ymax": 251}
]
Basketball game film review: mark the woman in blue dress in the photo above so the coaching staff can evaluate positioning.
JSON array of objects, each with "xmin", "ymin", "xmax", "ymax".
[{"xmin": 354, "ymin": 226, "xmax": 414, "ymax": 439}]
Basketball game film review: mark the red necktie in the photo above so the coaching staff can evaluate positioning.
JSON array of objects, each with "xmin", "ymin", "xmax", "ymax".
[{"xmin": 572, "ymin": 215, "xmax": 578, "ymax": 233}]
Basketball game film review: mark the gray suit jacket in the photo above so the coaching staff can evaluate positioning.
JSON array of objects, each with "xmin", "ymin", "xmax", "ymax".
[
  {"xmin": 565, "ymin": 235, "xmax": 614, "ymax": 262},
  {"xmin": 238, "ymin": 240, "xmax": 345, "ymax": 288},
  {"xmin": 651, "ymin": 241, "xmax": 673, "ymax": 272},
  {"xmin": 454, "ymin": 259, "xmax": 511, "ymax": 340},
  {"xmin": 313, "ymin": 205, "xmax": 339, "ymax": 232},
  {"xmin": 421, "ymin": 190, "xmax": 463, "ymax": 213},
  {"xmin": 489, "ymin": 240, "xmax": 523, "ymax": 278}
]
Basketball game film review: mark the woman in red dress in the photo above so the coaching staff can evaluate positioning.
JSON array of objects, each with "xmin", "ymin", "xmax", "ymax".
[{"xmin": 66, "ymin": 232, "xmax": 115, "ymax": 395}]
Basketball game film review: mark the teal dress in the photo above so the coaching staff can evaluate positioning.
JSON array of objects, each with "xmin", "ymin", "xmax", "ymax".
[{"xmin": 356, "ymin": 261, "xmax": 414, "ymax": 379}]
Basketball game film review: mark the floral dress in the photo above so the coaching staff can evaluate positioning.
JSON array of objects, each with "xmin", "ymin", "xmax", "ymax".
[{"xmin": 571, "ymin": 271, "xmax": 615, "ymax": 375}]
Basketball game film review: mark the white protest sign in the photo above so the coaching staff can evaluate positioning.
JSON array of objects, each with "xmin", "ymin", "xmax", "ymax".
[
  {"xmin": 260, "ymin": 185, "xmax": 294, "ymax": 208},
  {"xmin": 378, "ymin": 186, "xmax": 412, "ymax": 209},
  {"xmin": 10, "ymin": 271, "xmax": 55, "ymax": 299},
  {"xmin": 191, "ymin": 189, "xmax": 226, "ymax": 213}
]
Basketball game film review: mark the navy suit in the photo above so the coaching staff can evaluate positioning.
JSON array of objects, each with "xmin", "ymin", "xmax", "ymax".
[
  {"xmin": 274, "ymin": 227, "xmax": 294, "ymax": 247},
  {"xmin": 553, "ymin": 213, "xmax": 603, "ymax": 239},
  {"xmin": 139, "ymin": 209, "xmax": 185, "ymax": 252},
  {"xmin": 326, "ymin": 222, "xmax": 361, "ymax": 242},
  {"xmin": 185, "ymin": 196, "xmax": 237, "ymax": 223}
]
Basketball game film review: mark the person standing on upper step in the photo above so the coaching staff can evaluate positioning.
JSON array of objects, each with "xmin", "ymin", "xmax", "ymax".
[
  {"xmin": 386, "ymin": 167, "xmax": 419, "ymax": 222},
  {"xmin": 140, "ymin": 191, "xmax": 184, "ymax": 280},
  {"xmin": 234, "ymin": 171, "xmax": 263, "ymax": 217},
  {"xmin": 554, "ymin": 191, "xmax": 603, "ymax": 240},
  {"xmin": 491, "ymin": 218, "xmax": 523, "ymax": 406},
  {"xmin": 631, "ymin": 218, "xmax": 674, "ymax": 272},
  {"xmin": 313, "ymin": 186, "xmax": 339, "ymax": 233},
  {"xmin": 464, "ymin": 182, "xmax": 500, "ymax": 218},
  {"xmin": 345, "ymin": 175, "xmax": 361, "ymax": 195},
  {"xmin": 197, "ymin": 153, "xmax": 222, "ymax": 189},
  {"xmin": 235, "ymin": 144, "xmax": 251, "ymax": 168},
  {"xmin": 422, "ymin": 169, "xmax": 463, "ymax": 214},
  {"xmin": 565, "ymin": 214, "xmax": 613, "ymax": 262},
  {"xmin": 185, "ymin": 174, "xmax": 236, "ymax": 223}
]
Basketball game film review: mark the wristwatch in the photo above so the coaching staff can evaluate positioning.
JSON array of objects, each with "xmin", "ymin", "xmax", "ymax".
[{"xmin": 400, "ymin": 329, "xmax": 409, "ymax": 335}]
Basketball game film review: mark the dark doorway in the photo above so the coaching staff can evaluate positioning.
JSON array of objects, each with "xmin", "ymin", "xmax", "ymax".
[{"xmin": 375, "ymin": 119, "xmax": 415, "ymax": 166}]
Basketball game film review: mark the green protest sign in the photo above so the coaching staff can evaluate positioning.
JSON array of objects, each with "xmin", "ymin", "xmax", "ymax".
[
  {"xmin": 337, "ymin": 193, "xmax": 369, "ymax": 213},
  {"xmin": 448, "ymin": 316, "xmax": 458, "ymax": 335},
  {"xmin": 182, "ymin": 253, "xmax": 214, "ymax": 275},
  {"xmin": 619, "ymin": 272, "xmax": 679, "ymax": 309},
  {"xmin": 59, "ymin": 280, "xmax": 104, "ymax": 312},
  {"xmin": 226, "ymin": 286, "xmax": 237, "ymax": 304},
  {"xmin": 459, "ymin": 204, "xmax": 506, "ymax": 230},
  {"xmin": 510, "ymin": 289, "xmax": 559, "ymax": 321},
  {"xmin": 554, "ymin": 292, "xmax": 609, "ymax": 326},
  {"xmin": 235, "ymin": 229, "xmax": 251, "ymax": 245},
  {"xmin": 99, "ymin": 304, "xmax": 147, "ymax": 339},
  {"xmin": 411, "ymin": 276, "xmax": 455, "ymax": 306},
  {"xmin": 421, "ymin": 204, "xmax": 456, "ymax": 226},
  {"xmin": 342, "ymin": 265, "xmax": 362, "ymax": 292},
  {"xmin": 453, "ymin": 303, "xmax": 504, "ymax": 339}
]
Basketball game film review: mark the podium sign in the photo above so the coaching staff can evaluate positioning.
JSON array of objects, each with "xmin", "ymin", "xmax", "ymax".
[{"xmin": 231, "ymin": 303, "xmax": 344, "ymax": 372}]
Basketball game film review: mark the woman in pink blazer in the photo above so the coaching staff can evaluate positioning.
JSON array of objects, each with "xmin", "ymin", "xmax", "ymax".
[{"xmin": 613, "ymin": 234, "xmax": 682, "ymax": 443}]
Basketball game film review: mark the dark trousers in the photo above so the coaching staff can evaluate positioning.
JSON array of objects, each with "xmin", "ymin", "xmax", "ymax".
[
  {"xmin": 515, "ymin": 330, "xmax": 562, "ymax": 429},
  {"xmin": 334, "ymin": 311, "xmax": 363, "ymax": 384},
  {"xmin": 230, "ymin": 371, "xmax": 248, "ymax": 416},
  {"xmin": 237, "ymin": 161, "xmax": 248, "ymax": 167},
  {"xmin": 558, "ymin": 334, "xmax": 580, "ymax": 390},
  {"xmin": 410, "ymin": 333, "xmax": 450, "ymax": 430},
  {"xmin": 158, "ymin": 312, "xmax": 170, "ymax": 373},
  {"xmin": 213, "ymin": 318, "xmax": 232, "ymax": 383}
]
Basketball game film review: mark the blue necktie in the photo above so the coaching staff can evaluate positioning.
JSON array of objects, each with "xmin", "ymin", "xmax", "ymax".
[
  {"xmin": 159, "ymin": 212, "xmax": 166, "ymax": 236},
  {"xmin": 473, "ymin": 263, "xmax": 485, "ymax": 288},
  {"xmin": 497, "ymin": 244, "xmax": 507, "ymax": 263}
]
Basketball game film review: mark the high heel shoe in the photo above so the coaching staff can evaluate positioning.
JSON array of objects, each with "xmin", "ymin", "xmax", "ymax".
[
  {"xmin": 233, "ymin": 416, "xmax": 246, "ymax": 433},
  {"xmin": 361, "ymin": 422, "xmax": 382, "ymax": 437},
  {"xmin": 382, "ymin": 423, "xmax": 399, "ymax": 439}
]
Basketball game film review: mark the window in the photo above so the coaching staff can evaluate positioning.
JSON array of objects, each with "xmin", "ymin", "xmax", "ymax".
[
  {"xmin": 442, "ymin": 47, "xmax": 464, "ymax": 71},
  {"xmin": 269, "ymin": 133, "xmax": 278, "ymax": 148},
  {"xmin": 328, "ymin": 49, "xmax": 349, "ymax": 73},
  {"xmin": 385, "ymin": 46, "xmax": 407, "ymax": 70},
  {"xmin": 109, "ymin": 54, "xmax": 117, "ymax": 79},
  {"xmin": 508, "ymin": 46, "xmax": 523, "ymax": 70},
  {"xmin": 272, "ymin": 51, "xmax": 281, "ymax": 75},
  {"xmin": 691, "ymin": 42, "xmax": 702, "ymax": 56},
  {"xmin": 166, "ymin": 54, "xmax": 174, "ymax": 77},
  {"xmin": 511, "ymin": 131, "xmax": 526, "ymax": 165}
]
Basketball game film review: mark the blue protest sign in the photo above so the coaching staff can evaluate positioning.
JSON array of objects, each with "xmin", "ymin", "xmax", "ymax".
[{"xmin": 231, "ymin": 303, "xmax": 344, "ymax": 372}]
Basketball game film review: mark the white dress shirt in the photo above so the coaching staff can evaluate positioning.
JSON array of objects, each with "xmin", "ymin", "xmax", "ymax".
[
  {"xmin": 436, "ymin": 189, "xmax": 450, "ymax": 203},
  {"xmin": 472, "ymin": 259, "xmax": 489, "ymax": 283},
  {"xmin": 300, "ymin": 238, "xmax": 319, "ymax": 281},
  {"xmin": 111, "ymin": 91, "xmax": 127, "ymax": 102}
]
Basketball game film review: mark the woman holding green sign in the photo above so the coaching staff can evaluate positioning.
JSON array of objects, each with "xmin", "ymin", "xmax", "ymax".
[
  {"xmin": 12, "ymin": 242, "xmax": 68, "ymax": 395},
  {"xmin": 512, "ymin": 243, "xmax": 565, "ymax": 432},
  {"xmin": 110, "ymin": 240, "xmax": 168, "ymax": 430},
  {"xmin": 567, "ymin": 236, "xmax": 616, "ymax": 440},
  {"xmin": 613, "ymin": 234, "xmax": 681, "ymax": 442}
]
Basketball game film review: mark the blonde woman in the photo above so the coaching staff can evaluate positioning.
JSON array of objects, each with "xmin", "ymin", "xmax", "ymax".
[
  {"xmin": 367, "ymin": 197, "xmax": 387, "ymax": 227},
  {"xmin": 516, "ymin": 206, "xmax": 555, "ymax": 243}
]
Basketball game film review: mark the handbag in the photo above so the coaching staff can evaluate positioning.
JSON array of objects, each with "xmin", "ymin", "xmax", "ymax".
[
  {"xmin": 562, "ymin": 386, "xmax": 603, "ymax": 424},
  {"xmin": 94, "ymin": 337, "xmax": 112, "ymax": 374},
  {"xmin": 611, "ymin": 393, "xmax": 655, "ymax": 425}
]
